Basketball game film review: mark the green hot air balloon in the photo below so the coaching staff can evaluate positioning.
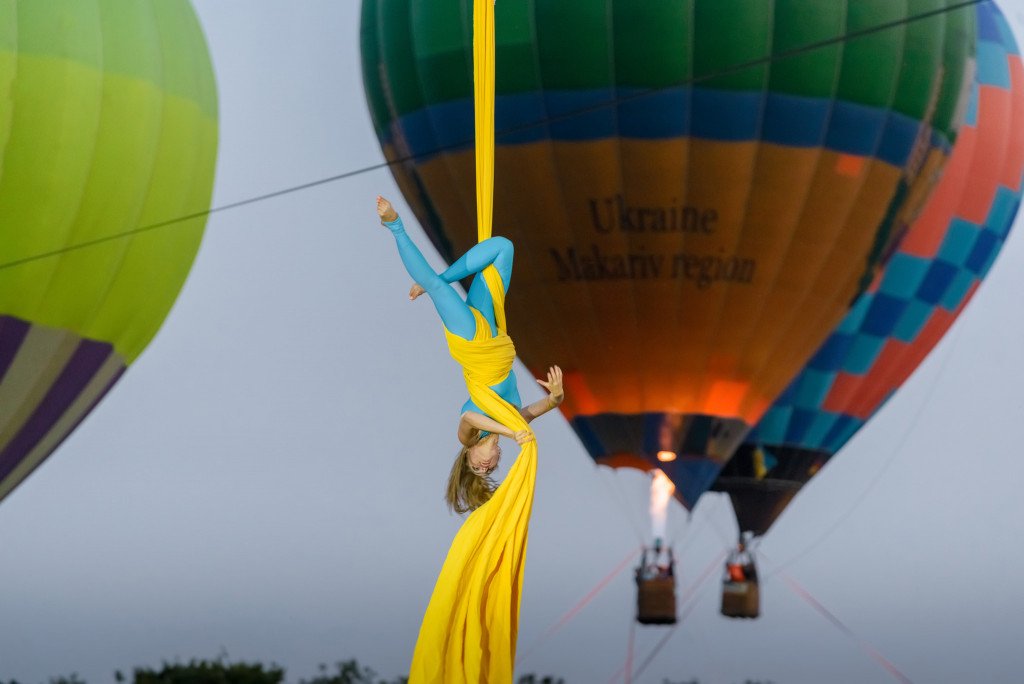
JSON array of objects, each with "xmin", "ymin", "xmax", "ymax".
[
  {"xmin": 361, "ymin": 1, "xmax": 975, "ymax": 507},
  {"xmin": 0, "ymin": 1, "xmax": 218, "ymax": 503}
]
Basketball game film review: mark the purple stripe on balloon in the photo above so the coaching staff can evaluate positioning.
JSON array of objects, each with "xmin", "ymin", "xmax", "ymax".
[
  {"xmin": 0, "ymin": 337, "xmax": 116, "ymax": 483},
  {"xmin": 61, "ymin": 364, "xmax": 126, "ymax": 442},
  {"xmin": 0, "ymin": 363, "xmax": 126, "ymax": 501},
  {"xmin": 0, "ymin": 315, "xmax": 31, "ymax": 383}
]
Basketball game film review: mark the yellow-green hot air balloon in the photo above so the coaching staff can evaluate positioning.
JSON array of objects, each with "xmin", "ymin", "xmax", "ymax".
[
  {"xmin": 0, "ymin": 1, "xmax": 218, "ymax": 503},
  {"xmin": 361, "ymin": 0, "xmax": 975, "ymax": 508}
]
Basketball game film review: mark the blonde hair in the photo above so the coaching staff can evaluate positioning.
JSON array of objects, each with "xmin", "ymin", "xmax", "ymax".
[{"xmin": 445, "ymin": 430, "xmax": 496, "ymax": 514}]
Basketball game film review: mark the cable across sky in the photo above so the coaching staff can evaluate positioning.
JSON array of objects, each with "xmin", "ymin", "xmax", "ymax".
[{"xmin": 0, "ymin": 0, "xmax": 986, "ymax": 273}]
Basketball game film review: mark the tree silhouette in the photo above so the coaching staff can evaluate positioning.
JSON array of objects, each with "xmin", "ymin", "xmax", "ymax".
[{"xmin": 299, "ymin": 660, "xmax": 406, "ymax": 684}]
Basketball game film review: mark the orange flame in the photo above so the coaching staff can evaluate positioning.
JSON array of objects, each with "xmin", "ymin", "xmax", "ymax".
[{"xmin": 650, "ymin": 469, "xmax": 675, "ymax": 540}]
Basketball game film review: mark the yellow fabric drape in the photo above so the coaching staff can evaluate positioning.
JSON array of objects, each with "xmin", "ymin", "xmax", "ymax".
[
  {"xmin": 410, "ymin": 305, "xmax": 537, "ymax": 682},
  {"xmin": 409, "ymin": 3, "xmax": 539, "ymax": 681},
  {"xmin": 473, "ymin": 0, "xmax": 495, "ymax": 244}
]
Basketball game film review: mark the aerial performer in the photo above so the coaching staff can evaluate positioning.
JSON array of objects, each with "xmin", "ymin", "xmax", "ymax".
[
  {"xmin": 376, "ymin": 195, "xmax": 563, "ymax": 509},
  {"xmin": 376, "ymin": 197, "xmax": 563, "ymax": 682}
]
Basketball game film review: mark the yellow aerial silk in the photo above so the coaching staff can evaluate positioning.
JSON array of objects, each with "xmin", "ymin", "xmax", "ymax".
[
  {"xmin": 409, "ymin": 2, "xmax": 539, "ymax": 681},
  {"xmin": 472, "ymin": 0, "xmax": 496, "ymax": 245}
]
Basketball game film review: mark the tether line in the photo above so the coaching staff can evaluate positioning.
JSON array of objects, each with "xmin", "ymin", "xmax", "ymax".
[{"xmin": 0, "ymin": 0, "xmax": 984, "ymax": 273}]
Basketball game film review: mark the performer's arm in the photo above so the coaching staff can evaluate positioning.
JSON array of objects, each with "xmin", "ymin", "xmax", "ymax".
[
  {"xmin": 519, "ymin": 366, "xmax": 564, "ymax": 423},
  {"xmin": 457, "ymin": 415, "xmax": 482, "ymax": 446},
  {"xmin": 460, "ymin": 412, "xmax": 534, "ymax": 445}
]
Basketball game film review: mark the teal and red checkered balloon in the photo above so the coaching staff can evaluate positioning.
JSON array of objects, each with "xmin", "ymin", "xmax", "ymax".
[{"xmin": 716, "ymin": 0, "xmax": 1024, "ymax": 536}]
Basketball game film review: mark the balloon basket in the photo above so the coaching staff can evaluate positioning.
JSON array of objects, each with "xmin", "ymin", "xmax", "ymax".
[
  {"xmin": 721, "ymin": 579, "xmax": 760, "ymax": 619},
  {"xmin": 636, "ymin": 577, "xmax": 677, "ymax": 625}
]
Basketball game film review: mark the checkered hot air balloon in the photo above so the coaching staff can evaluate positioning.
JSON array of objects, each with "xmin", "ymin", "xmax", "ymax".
[{"xmin": 715, "ymin": 0, "xmax": 1024, "ymax": 538}]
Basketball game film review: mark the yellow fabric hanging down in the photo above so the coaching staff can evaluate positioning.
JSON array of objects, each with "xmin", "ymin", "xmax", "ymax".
[
  {"xmin": 410, "ymin": 304, "xmax": 538, "ymax": 682},
  {"xmin": 409, "ymin": 2, "xmax": 539, "ymax": 682},
  {"xmin": 473, "ymin": 0, "xmax": 496, "ymax": 244}
]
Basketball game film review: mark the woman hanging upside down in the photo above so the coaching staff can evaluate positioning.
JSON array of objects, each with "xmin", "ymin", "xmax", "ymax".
[{"xmin": 376, "ymin": 196, "xmax": 564, "ymax": 513}]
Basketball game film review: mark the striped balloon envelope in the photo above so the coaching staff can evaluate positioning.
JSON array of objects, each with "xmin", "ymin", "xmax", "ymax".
[
  {"xmin": 714, "ymin": 0, "xmax": 1024, "ymax": 537},
  {"xmin": 0, "ymin": 1, "xmax": 218, "ymax": 503},
  {"xmin": 361, "ymin": 1, "xmax": 975, "ymax": 507}
]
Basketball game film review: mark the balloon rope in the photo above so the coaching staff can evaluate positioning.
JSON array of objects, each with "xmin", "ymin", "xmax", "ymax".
[
  {"xmin": 630, "ymin": 625, "xmax": 679, "ymax": 683},
  {"xmin": 0, "ymin": 0, "xmax": 987, "ymax": 274},
  {"xmin": 766, "ymin": 322, "xmax": 965, "ymax": 575},
  {"xmin": 515, "ymin": 544, "xmax": 643, "ymax": 666},
  {"xmin": 605, "ymin": 549, "xmax": 727, "ymax": 684},
  {"xmin": 676, "ymin": 548, "xmax": 729, "ymax": 612},
  {"xmin": 629, "ymin": 550, "xmax": 727, "ymax": 682},
  {"xmin": 624, "ymin": 619, "xmax": 636, "ymax": 684},
  {"xmin": 706, "ymin": 494, "xmax": 739, "ymax": 547},
  {"xmin": 780, "ymin": 571, "xmax": 915, "ymax": 684},
  {"xmin": 520, "ymin": 501, "xmax": 729, "ymax": 667},
  {"xmin": 600, "ymin": 468, "xmax": 649, "ymax": 543}
]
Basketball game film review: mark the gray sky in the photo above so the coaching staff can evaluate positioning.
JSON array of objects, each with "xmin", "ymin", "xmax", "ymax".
[{"xmin": 2, "ymin": 2, "xmax": 1024, "ymax": 683}]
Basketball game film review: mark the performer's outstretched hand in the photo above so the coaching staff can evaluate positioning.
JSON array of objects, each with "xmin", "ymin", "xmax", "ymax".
[
  {"xmin": 376, "ymin": 195, "xmax": 398, "ymax": 223},
  {"xmin": 409, "ymin": 283, "xmax": 426, "ymax": 300},
  {"xmin": 536, "ymin": 365, "xmax": 564, "ymax": 405}
]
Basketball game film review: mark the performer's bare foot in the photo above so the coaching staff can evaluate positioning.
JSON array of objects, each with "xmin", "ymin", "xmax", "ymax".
[
  {"xmin": 409, "ymin": 283, "xmax": 425, "ymax": 300},
  {"xmin": 376, "ymin": 195, "xmax": 398, "ymax": 223}
]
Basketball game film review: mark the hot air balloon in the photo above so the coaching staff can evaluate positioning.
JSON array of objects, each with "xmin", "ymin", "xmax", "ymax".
[
  {"xmin": 0, "ymin": 1, "xmax": 218, "ymax": 503},
  {"xmin": 712, "ymin": 0, "xmax": 1024, "ymax": 616},
  {"xmin": 361, "ymin": 1, "xmax": 976, "ymax": 507}
]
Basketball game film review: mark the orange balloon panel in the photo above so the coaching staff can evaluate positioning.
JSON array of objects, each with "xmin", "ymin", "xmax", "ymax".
[
  {"xmin": 414, "ymin": 139, "xmax": 938, "ymax": 419},
  {"xmin": 400, "ymin": 135, "xmax": 951, "ymax": 506}
]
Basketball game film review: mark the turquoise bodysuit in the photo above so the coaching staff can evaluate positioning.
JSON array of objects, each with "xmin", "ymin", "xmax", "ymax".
[{"xmin": 384, "ymin": 216, "xmax": 522, "ymax": 419}]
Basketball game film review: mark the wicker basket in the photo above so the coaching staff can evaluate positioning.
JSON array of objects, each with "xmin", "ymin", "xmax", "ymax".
[
  {"xmin": 721, "ymin": 580, "xmax": 760, "ymax": 618},
  {"xmin": 637, "ymin": 577, "xmax": 677, "ymax": 624}
]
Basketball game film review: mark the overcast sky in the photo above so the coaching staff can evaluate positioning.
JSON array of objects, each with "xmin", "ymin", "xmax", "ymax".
[{"xmin": 2, "ymin": 3, "xmax": 1024, "ymax": 683}]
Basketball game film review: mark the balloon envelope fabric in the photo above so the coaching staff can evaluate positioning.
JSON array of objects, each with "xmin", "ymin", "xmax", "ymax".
[
  {"xmin": 715, "ymin": 0, "xmax": 1024, "ymax": 536},
  {"xmin": 0, "ymin": 1, "xmax": 218, "ymax": 503},
  {"xmin": 361, "ymin": 1, "xmax": 975, "ymax": 507}
]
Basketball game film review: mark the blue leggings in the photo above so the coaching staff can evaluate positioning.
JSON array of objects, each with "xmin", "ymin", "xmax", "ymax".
[
  {"xmin": 385, "ymin": 217, "xmax": 521, "ymax": 415},
  {"xmin": 384, "ymin": 217, "xmax": 513, "ymax": 339}
]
